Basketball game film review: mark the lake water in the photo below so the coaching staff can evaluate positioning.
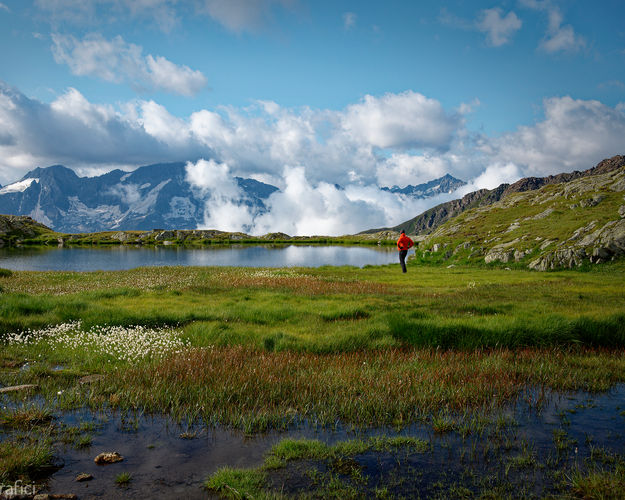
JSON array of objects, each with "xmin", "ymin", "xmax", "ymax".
[{"xmin": 0, "ymin": 245, "xmax": 400, "ymax": 271}]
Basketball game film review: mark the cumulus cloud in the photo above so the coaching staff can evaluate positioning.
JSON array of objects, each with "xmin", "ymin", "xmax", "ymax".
[
  {"xmin": 185, "ymin": 159, "xmax": 255, "ymax": 232},
  {"xmin": 376, "ymin": 154, "xmax": 450, "ymax": 188},
  {"xmin": 0, "ymin": 83, "xmax": 201, "ymax": 182},
  {"xmin": 463, "ymin": 163, "xmax": 524, "ymax": 191},
  {"xmin": 481, "ymin": 96, "xmax": 625, "ymax": 176},
  {"xmin": 341, "ymin": 91, "xmax": 460, "ymax": 150},
  {"xmin": 520, "ymin": 0, "xmax": 585, "ymax": 53},
  {"xmin": 185, "ymin": 161, "xmax": 461, "ymax": 236},
  {"xmin": 343, "ymin": 12, "xmax": 356, "ymax": 30},
  {"xmin": 51, "ymin": 33, "xmax": 207, "ymax": 96},
  {"xmin": 476, "ymin": 8, "xmax": 522, "ymax": 47}
]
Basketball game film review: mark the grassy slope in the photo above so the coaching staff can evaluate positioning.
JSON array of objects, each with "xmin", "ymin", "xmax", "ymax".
[{"xmin": 416, "ymin": 166, "xmax": 625, "ymax": 268}]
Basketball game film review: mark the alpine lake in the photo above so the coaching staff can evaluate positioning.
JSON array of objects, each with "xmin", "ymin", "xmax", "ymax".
[{"xmin": 0, "ymin": 246, "xmax": 624, "ymax": 499}]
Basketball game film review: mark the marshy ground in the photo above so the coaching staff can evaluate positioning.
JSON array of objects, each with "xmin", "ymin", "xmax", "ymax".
[{"xmin": 0, "ymin": 262, "xmax": 624, "ymax": 498}]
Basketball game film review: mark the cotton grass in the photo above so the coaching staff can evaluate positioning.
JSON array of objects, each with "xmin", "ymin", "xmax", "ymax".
[{"xmin": 5, "ymin": 321, "xmax": 188, "ymax": 363}]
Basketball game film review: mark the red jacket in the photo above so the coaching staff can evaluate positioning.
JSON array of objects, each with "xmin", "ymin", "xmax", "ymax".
[{"xmin": 397, "ymin": 233, "xmax": 414, "ymax": 251}]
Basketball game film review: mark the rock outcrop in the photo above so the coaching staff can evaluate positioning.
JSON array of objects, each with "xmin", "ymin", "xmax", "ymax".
[
  {"xmin": 0, "ymin": 215, "xmax": 52, "ymax": 247},
  {"xmin": 418, "ymin": 157, "xmax": 625, "ymax": 271}
]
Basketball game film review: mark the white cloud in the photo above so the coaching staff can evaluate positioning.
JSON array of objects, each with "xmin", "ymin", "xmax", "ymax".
[
  {"xmin": 464, "ymin": 163, "xmax": 523, "ymax": 191},
  {"xmin": 482, "ymin": 96, "xmax": 625, "ymax": 176},
  {"xmin": 519, "ymin": 1, "xmax": 585, "ymax": 53},
  {"xmin": 540, "ymin": 8, "xmax": 585, "ymax": 53},
  {"xmin": 185, "ymin": 163, "xmax": 458, "ymax": 236},
  {"xmin": 376, "ymin": 154, "xmax": 450, "ymax": 188},
  {"xmin": 476, "ymin": 8, "xmax": 522, "ymax": 47},
  {"xmin": 0, "ymin": 3, "xmax": 10, "ymax": 12},
  {"xmin": 343, "ymin": 12, "xmax": 356, "ymax": 30},
  {"xmin": 199, "ymin": 0, "xmax": 296, "ymax": 33},
  {"xmin": 51, "ymin": 33, "xmax": 207, "ymax": 96},
  {"xmin": 341, "ymin": 91, "xmax": 460, "ymax": 150},
  {"xmin": 185, "ymin": 159, "xmax": 255, "ymax": 231},
  {"xmin": 0, "ymin": 83, "xmax": 195, "ymax": 182}
]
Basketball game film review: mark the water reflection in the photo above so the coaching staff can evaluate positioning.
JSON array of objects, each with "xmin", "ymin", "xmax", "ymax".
[{"xmin": 0, "ymin": 245, "xmax": 399, "ymax": 271}]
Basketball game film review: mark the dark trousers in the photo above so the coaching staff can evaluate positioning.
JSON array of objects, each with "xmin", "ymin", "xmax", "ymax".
[{"xmin": 399, "ymin": 250, "xmax": 408, "ymax": 273}]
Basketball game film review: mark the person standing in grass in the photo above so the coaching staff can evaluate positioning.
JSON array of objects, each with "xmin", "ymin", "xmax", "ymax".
[{"xmin": 396, "ymin": 230, "xmax": 414, "ymax": 273}]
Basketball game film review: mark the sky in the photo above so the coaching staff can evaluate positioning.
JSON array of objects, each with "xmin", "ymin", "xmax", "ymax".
[{"xmin": 0, "ymin": 0, "xmax": 624, "ymax": 234}]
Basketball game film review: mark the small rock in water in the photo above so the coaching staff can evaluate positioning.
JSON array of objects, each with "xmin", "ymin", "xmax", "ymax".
[
  {"xmin": 94, "ymin": 452, "xmax": 123, "ymax": 464},
  {"xmin": 78, "ymin": 374, "xmax": 104, "ymax": 385},
  {"xmin": 75, "ymin": 473, "xmax": 93, "ymax": 482},
  {"xmin": 0, "ymin": 384, "xmax": 38, "ymax": 393}
]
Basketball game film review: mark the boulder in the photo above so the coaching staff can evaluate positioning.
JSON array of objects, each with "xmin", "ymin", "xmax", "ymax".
[
  {"xmin": 94, "ymin": 452, "xmax": 123, "ymax": 464},
  {"xmin": 485, "ymin": 249, "xmax": 514, "ymax": 264}
]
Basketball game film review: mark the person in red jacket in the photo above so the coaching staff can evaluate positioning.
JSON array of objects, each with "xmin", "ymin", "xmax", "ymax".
[{"xmin": 396, "ymin": 230, "xmax": 414, "ymax": 273}]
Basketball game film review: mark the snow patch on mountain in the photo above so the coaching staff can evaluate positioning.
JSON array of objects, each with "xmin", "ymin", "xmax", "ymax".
[
  {"xmin": 0, "ymin": 178, "xmax": 38, "ymax": 194},
  {"xmin": 132, "ymin": 179, "xmax": 170, "ymax": 215},
  {"xmin": 165, "ymin": 196, "xmax": 196, "ymax": 220}
]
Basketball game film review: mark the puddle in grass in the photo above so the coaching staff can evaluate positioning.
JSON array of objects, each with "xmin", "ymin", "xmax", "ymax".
[{"xmin": 3, "ymin": 384, "xmax": 624, "ymax": 498}]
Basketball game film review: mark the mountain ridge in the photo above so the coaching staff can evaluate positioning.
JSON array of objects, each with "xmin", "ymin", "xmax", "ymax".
[
  {"xmin": 415, "ymin": 159, "xmax": 625, "ymax": 270},
  {"xmin": 381, "ymin": 174, "xmax": 466, "ymax": 198},
  {"xmin": 362, "ymin": 155, "xmax": 625, "ymax": 236},
  {"xmin": 0, "ymin": 162, "xmax": 279, "ymax": 233}
]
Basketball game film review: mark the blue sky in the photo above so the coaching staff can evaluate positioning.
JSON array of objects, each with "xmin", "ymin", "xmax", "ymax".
[{"xmin": 0, "ymin": 1, "xmax": 624, "ymax": 233}]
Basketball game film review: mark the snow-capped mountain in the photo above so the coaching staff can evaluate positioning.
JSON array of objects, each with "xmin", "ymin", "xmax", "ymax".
[
  {"xmin": 381, "ymin": 174, "xmax": 466, "ymax": 198},
  {"xmin": 0, "ymin": 162, "xmax": 278, "ymax": 233}
]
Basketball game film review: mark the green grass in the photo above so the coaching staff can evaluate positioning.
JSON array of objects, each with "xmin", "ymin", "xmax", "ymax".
[
  {"xmin": 1, "ymin": 264, "xmax": 624, "ymax": 351},
  {"xmin": 115, "ymin": 471, "xmax": 132, "ymax": 486},
  {"xmin": 0, "ymin": 438, "xmax": 54, "ymax": 482},
  {"xmin": 568, "ymin": 464, "xmax": 625, "ymax": 499},
  {"xmin": 0, "ymin": 406, "xmax": 53, "ymax": 429},
  {"xmin": 205, "ymin": 436, "xmax": 430, "ymax": 498},
  {"xmin": 0, "ymin": 264, "xmax": 624, "ymax": 430}
]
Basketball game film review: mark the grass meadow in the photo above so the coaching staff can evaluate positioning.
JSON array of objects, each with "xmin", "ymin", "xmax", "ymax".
[{"xmin": 1, "ymin": 261, "xmax": 625, "ymax": 496}]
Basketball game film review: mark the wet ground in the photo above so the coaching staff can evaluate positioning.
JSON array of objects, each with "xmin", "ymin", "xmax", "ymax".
[{"xmin": 2, "ymin": 385, "xmax": 625, "ymax": 498}]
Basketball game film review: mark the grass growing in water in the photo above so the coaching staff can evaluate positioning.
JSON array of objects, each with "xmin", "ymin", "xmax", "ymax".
[{"xmin": 0, "ymin": 263, "xmax": 624, "ymax": 495}]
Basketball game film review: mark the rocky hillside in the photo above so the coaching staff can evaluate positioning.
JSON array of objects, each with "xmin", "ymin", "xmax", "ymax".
[
  {"xmin": 364, "ymin": 155, "xmax": 625, "ymax": 235},
  {"xmin": 0, "ymin": 215, "xmax": 55, "ymax": 247},
  {"xmin": 416, "ymin": 162, "xmax": 625, "ymax": 270}
]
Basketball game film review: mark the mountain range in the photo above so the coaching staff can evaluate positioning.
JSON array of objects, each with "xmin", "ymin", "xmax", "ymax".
[
  {"xmin": 0, "ymin": 162, "xmax": 278, "ymax": 233},
  {"xmin": 381, "ymin": 174, "xmax": 465, "ymax": 198},
  {"xmin": 0, "ymin": 164, "xmax": 465, "ymax": 233}
]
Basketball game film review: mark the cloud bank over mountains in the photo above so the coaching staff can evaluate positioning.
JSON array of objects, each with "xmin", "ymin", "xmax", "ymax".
[{"xmin": 1, "ymin": 82, "xmax": 623, "ymax": 234}]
